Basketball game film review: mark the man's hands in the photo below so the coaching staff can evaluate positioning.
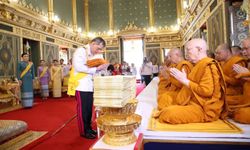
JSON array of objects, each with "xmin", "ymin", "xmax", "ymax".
[
  {"xmin": 169, "ymin": 68, "xmax": 190, "ymax": 86},
  {"xmin": 96, "ymin": 63, "xmax": 109, "ymax": 71}
]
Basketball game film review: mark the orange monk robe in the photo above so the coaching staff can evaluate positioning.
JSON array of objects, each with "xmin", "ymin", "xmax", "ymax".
[
  {"xmin": 228, "ymin": 70, "xmax": 250, "ymax": 124},
  {"xmin": 158, "ymin": 58, "xmax": 227, "ymax": 124},
  {"xmin": 221, "ymin": 56, "xmax": 247, "ymax": 97},
  {"xmin": 157, "ymin": 61, "xmax": 193, "ymax": 110}
]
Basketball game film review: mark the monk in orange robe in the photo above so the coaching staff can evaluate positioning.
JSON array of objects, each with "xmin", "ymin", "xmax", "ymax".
[
  {"xmin": 230, "ymin": 38, "xmax": 250, "ymax": 124},
  {"xmin": 158, "ymin": 48, "xmax": 193, "ymax": 110},
  {"xmin": 215, "ymin": 44, "xmax": 247, "ymax": 98},
  {"xmin": 155, "ymin": 38, "xmax": 227, "ymax": 124}
]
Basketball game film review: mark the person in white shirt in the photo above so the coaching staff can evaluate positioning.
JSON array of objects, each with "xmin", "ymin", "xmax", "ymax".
[
  {"xmin": 140, "ymin": 57, "xmax": 153, "ymax": 86},
  {"xmin": 131, "ymin": 63, "xmax": 137, "ymax": 76},
  {"xmin": 72, "ymin": 37, "xmax": 108, "ymax": 139},
  {"xmin": 152, "ymin": 62, "xmax": 159, "ymax": 77}
]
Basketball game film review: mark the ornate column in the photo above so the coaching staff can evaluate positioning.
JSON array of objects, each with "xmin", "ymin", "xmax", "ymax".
[
  {"xmin": 48, "ymin": 0, "xmax": 54, "ymax": 22},
  {"xmin": 72, "ymin": 0, "xmax": 77, "ymax": 32},
  {"xmin": 176, "ymin": 0, "xmax": 182, "ymax": 21},
  {"xmin": 248, "ymin": 1, "xmax": 250, "ymax": 35},
  {"xmin": 84, "ymin": 0, "xmax": 89, "ymax": 33},
  {"xmin": 108, "ymin": 0, "xmax": 114, "ymax": 32},
  {"xmin": 148, "ymin": 0, "xmax": 155, "ymax": 27}
]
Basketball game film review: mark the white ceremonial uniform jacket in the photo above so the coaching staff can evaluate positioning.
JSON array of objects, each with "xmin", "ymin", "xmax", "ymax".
[{"xmin": 72, "ymin": 45, "xmax": 103, "ymax": 92}]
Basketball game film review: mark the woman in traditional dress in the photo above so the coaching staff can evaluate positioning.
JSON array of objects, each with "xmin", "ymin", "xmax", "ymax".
[
  {"xmin": 37, "ymin": 60, "xmax": 50, "ymax": 99},
  {"xmin": 17, "ymin": 53, "xmax": 35, "ymax": 108},
  {"xmin": 50, "ymin": 59, "xmax": 62, "ymax": 98}
]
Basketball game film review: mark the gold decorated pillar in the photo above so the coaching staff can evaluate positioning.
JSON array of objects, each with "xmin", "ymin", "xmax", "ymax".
[
  {"xmin": 84, "ymin": 0, "xmax": 89, "ymax": 33},
  {"xmin": 176, "ymin": 0, "xmax": 182, "ymax": 21},
  {"xmin": 48, "ymin": 0, "xmax": 54, "ymax": 22},
  {"xmin": 148, "ymin": 0, "xmax": 155, "ymax": 27},
  {"xmin": 72, "ymin": 0, "xmax": 77, "ymax": 32},
  {"xmin": 248, "ymin": 1, "xmax": 250, "ymax": 35},
  {"xmin": 108, "ymin": 0, "xmax": 114, "ymax": 31}
]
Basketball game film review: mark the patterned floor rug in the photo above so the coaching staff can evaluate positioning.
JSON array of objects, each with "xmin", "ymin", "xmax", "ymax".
[{"xmin": 0, "ymin": 130, "xmax": 47, "ymax": 150}]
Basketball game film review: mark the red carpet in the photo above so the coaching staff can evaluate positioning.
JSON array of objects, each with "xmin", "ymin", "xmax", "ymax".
[
  {"xmin": 0, "ymin": 84, "xmax": 145, "ymax": 150},
  {"xmin": 136, "ymin": 83, "xmax": 145, "ymax": 96},
  {"xmin": 0, "ymin": 97, "xmax": 96, "ymax": 150}
]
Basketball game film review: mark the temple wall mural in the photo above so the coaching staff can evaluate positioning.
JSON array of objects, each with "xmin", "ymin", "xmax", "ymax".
[
  {"xmin": 0, "ymin": 32, "xmax": 20, "ymax": 77},
  {"xmin": 145, "ymin": 43, "xmax": 161, "ymax": 65},
  {"xmin": 42, "ymin": 42, "xmax": 59, "ymax": 66},
  {"xmin": 106, "ymin": 50, "xmax": 120, "ymax": 64},
  {"xmin": 229, "ymin": 5, "xmax": 249, "ymax": 46}
]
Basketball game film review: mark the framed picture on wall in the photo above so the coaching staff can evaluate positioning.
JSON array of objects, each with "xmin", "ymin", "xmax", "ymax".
[
  {"xmin": 106, "ymin": 51, "xmax": 119, "ymax": 64},
  {"xmin": 42, "ymin": 42, "xmax": 59, "ymax": 66},
  {"xmin": 0, "ymin": 33, "xmax": 20, "ymax": 77}
]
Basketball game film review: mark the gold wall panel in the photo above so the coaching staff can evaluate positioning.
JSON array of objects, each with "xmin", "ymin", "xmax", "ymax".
[{"xmin": 207, "ymin": 5, "xmax": 224, "ymax": 52}]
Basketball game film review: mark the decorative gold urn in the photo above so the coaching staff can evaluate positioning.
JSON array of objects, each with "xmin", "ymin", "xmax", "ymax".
[{"xmin": 97, "ymin": 99, "xmax": 142, "ymax": 146}]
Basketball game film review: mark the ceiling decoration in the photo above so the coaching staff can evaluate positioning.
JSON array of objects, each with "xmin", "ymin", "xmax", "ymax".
[{"xmin": 9, "ymin": 0, "xmax": 178, "ymax": 37}]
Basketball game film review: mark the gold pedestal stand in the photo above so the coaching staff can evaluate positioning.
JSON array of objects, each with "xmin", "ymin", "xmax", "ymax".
[{"xmin": 97, "ymin": 99, "xmax": 141, "ymax": 146}]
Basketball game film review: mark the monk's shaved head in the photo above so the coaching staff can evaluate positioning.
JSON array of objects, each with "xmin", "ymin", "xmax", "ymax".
[
  {"xmin": 242, "ymin": 38, "xmax": 250, "ymax": 58},
  {"xmin": 186, "ymin": 38, "xmax": 208, "ymax": 53},
  {"xmin": 215, "ymin": 43, "xmax": 232, "ymax": 61},
  {"xmin": 216, "ymin": 43, "xmax": 231, "ymax": 53},
  {"xmin": 185, "ymin": 38, "xmax": 208, "ymax": 63},
  {"xmin": 168, "ymin": 48, "xmax": 184, "ymax": 64}
]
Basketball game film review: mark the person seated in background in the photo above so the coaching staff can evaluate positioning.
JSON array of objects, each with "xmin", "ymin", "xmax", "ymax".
[
  {"xmin": 112, "ymin": 63, "xmax": 122, "ymax": 75},
  {"xmin": 107, "ymin": 64, "xmax": 115, "ymax": 75},
  {"xmin": 230, "ymin": 38, "xmax": 250, "ymax": 124},
  {"xmin": 215, "ymin": 44, "xmax": 247, "ymax": 114},
  {"xmin": 157, "ymin": 48, "xmax": 193, "ymax": 110},
  {"xmin": 155, "ymin": 38, "xmax": 227, "ymax": 124}
]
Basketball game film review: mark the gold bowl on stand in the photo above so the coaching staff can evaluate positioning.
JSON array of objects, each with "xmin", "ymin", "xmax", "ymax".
[{"xmin": 97, "ymin": 114, "xmax": 141, "ymax": 146}]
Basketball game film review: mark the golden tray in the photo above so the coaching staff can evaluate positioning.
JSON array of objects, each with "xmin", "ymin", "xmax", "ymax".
[
  {"xmin": 100, "ymin": 99, "xmax": 138, "ymax": 115},
  {"xmin": 97, "ymin": 114, "xmax": 141, "ymax": 134}
]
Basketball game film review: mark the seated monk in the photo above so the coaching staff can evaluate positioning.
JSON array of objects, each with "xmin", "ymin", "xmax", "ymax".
[
  {"xmin": 155, "ymin": 38, "xmax": 227, "ymax": 124},
  {"xmin": 230, "ymin": 38, "xmax": 250, "ymax": 124},
  {"xmin": 215, "ymin": 43, "xmax": 247, "ymax": 98},
  {"xmin": 158, "ymin": 48, "xmax": 193, "ymax": 110}
]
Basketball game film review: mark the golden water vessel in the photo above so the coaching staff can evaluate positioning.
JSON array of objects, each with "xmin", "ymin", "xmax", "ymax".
[{"xmin": 97, "ymin": 99, "xmax": 142, "ymax": 146}]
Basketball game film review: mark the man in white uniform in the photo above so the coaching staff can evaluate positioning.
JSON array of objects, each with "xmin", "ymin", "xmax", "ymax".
[{"xmin": 73, "ymin": 37, "xmax": 108, "ymax": 139}]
